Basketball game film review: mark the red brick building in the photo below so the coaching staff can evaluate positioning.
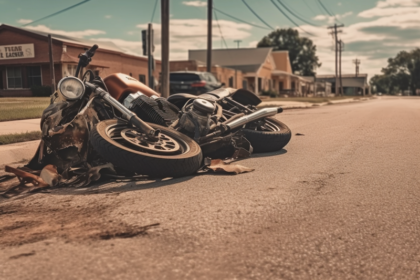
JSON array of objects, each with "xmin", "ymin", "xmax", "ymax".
[{"xmin": 0, "ymin": 24, "xmax": 160, "ymax": 97}]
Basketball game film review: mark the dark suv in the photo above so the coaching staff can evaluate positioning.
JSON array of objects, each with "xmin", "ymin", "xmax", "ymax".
[{"xmin": 170, "ymin": 71, "xmax": 224, "ymax": 95}]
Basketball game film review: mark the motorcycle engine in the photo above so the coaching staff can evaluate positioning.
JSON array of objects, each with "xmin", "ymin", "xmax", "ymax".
[{"xmin": 178, "ymin": 99, "xmax": 215, "ymax": 139}]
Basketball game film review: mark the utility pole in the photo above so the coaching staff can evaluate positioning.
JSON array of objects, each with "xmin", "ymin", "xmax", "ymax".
[
  {"xmin": 161, "ymin": 0, "xmax": 169, "ymax": 97},
  {"xmin": 353, "ymin": 58, "xmax": 361, "ymax": 77},
  {"xmin": 207, "ymin": 0, "xmax": 212, "ymax": 73},
  {"xmin": 234, "ymin": 40, "xmax": 242, "ymax": 48},
  {"xmin": 48, "ymin": 34, "xmax": 56, "ymax": 91},
  {"xmin": 147, "ymin": 23, "xmax": 154, "ymax": 89},
  {"xmin": 338, "ymin": 40, "xmax": 344, "ymax": 96},
  {"xmin": 328, "ymin": 23, "xmax": 344, "ymax": 96}
]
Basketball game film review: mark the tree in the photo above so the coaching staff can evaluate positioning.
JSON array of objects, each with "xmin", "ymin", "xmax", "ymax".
[
  {"xmin": 374, "ymin": 48, "xmax": 420, "ymax": 95},
  {"xmin": 257, "ymin": 28, "xmax": 321, "ymax": 76}
]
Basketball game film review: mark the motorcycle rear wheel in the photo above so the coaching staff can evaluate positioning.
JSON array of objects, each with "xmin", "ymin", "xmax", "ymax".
[
  {"xmin": 243, "ymin": 117, "xmax": 291, "ymax": 153},
  {"xmin": 90, "ymin": 119, "xmax": 203, "ymax": 178}
]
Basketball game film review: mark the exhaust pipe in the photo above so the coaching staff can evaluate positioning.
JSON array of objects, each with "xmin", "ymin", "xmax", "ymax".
[{"xmin": 226, "ymin": 107, "xmax": 282, "ymax": 130}]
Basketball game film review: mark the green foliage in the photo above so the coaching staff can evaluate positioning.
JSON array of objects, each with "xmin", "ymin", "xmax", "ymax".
[
  {"xmin": 372, "ymin": 48, "xmax": 420, "ymax": 95},
  {"xmin": 0, "ymin": 97, "xmax": 50, "ymax": 121},
  {"xmin": 31, "ymin": 85, "xmax": 53, "ymax": 97},
  {"xmin": 257, "ymin": 28, "xmax": 321, "ymax": 76},
  {"xmin": 0, "ymin": 131, "xmax": 42, "ymax": 145},
  {"xmin": 261, "ymin": 90, "xmax": 278, "ymax": 97}
]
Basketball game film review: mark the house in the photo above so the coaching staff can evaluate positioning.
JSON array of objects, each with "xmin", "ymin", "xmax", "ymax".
[
  {"xmin": 316, "ymin": 74, "xmax": 370, "ymax": 96},
  {"xmin": 178, "ymin": 47, "xmax": 314, "ymax": 96},
  {"xmin": 0, "ymin": 24, "xmax": 161, "ymax": 97}
]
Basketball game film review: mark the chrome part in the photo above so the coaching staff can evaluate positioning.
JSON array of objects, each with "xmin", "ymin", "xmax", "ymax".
[
  {"xmin": 105, "ymin": 123, "xmax": 189, "ymax": 155},
  {"xmin": 101, "ymin": 91, "xmax": 136, "ymax": 120},
  {"xmin": 226, "ymin": 107, "xmax": 279, "ymax": 130},
  {"xmin": 58, "ymin": 77, "xmax": 85, "ymax": 100},
  {"xmin": 123, "ymin": 91, "xmax": 145, "ymax": 109},
  {"xmin": 193, "ymin": 99, "xmax": 215, "ymax": 114},
  {"xmin": 121, "ymin": 128, "xmax": 181, "ymax": 154}
]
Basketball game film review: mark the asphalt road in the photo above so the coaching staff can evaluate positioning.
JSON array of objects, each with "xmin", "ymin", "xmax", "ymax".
[{"xmin": 1, "ymin": 97, "xmax": 420, "ymax": 279}]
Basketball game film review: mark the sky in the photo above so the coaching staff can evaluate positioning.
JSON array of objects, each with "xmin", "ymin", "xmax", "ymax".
[{"xmin": 1, "ymin": 0, "xmax": 420, "ymax": 79}]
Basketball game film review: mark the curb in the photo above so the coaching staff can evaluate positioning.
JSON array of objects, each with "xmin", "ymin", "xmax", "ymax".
[{"xmin": 258, "ymin": 97, "xmax": 372, "ymax": 110}]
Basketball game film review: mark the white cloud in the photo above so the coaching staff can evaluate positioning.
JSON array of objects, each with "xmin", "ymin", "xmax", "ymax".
[
  {"xmin": 17, "ymin": 19, "xmax": 32, "ymax": 24},
  {"xmin": 248, "ymin": 40, "xmax": 258, "ymax": 48},
  {"xmin": 359, "ymin": 0, "xmax": 420, "ymax": 17},
  {"xmin": 314, "ymin": 12, "xmax": 352, "ymax": 24},
  {"xmin": 105, "ymin": 15, "xmax": 112, "ymax": 19},
  {"xmin": 24, "ymin": 25, "xmax": 106, "ymax": 38},
  {"xmin": 135, "ymin": 19, "xmax": 253, "ymax": 60},
  {"xmin": 182, "ymin": 1, "xmax": 206, "ymax": 7}
]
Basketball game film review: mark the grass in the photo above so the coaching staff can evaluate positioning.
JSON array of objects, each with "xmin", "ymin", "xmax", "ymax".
[
  {"xmin": 263, "ymin": 96, "xmax": 354, "ymax": 103},
  {"xmin": 0, "ymin": 97, "xmax": 50, "ymax": 122},
  {"xmin": 0, "ymin": 131, "xmax": 42, "ymax": 145}
]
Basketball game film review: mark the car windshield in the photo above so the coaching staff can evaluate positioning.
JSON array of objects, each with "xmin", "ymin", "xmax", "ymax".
[
  {"xmin": 204, "ymin": 73, "xmax": 218, "ymax": 83},
  {"xmin": 170, "ymin": 73, "xmax": 201, "ymax": 82}
]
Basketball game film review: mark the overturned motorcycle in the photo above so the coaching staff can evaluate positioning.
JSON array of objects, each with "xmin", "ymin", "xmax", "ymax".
[{"xmin": 1, "ymin": 45, "xmax": 291, "ymax": 195}]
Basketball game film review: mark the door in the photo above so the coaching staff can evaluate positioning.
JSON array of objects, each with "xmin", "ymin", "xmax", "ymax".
[{"xmin": 0, "ymin": 71, "xmax": 3, "ymax": 89}]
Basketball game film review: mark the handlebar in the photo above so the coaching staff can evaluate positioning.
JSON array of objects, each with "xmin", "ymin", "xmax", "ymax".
[
  {"xmin": 75, "ymin": 44, "xmax": 99, "ymax": 77},
  {"xmin": 85, "ymin": 44, "xmax": 98, "ymax": 59}
]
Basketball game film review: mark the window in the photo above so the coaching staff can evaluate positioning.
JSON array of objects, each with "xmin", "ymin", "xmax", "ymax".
[
  {"xmin": 7, "ymin": 68, "xmax": 23, "ymax": 89},
  {"xmin": 229, "ymin": 77, "xmax": 234, "ymax": 87},
  {"xmin": 139, "ymin": 74, "xmax": 146, "ymax": 84},
  {"xmin": 279, "ymin": 81, "xmax": 284, "ymax": 90},
  {"xmin": 242, "ymin": 80, "xmax": 248, "ymax": 90},
  {"xmin": 27, "ymin": 66, "xmax": 42, "ymax": 87},
  {"xmin": 67, "ymin": 65, "xmax": 77, "ymax": 76}
]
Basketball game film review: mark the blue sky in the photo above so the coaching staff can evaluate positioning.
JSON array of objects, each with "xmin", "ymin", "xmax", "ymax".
[{"xmin": 1, "ymin": 0, "xmax": 420, "ymax": 78}]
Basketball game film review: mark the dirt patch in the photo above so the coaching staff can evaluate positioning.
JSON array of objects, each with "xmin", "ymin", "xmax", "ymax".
[{"xmin": 0, "ymin": 201, "xmax": 159, "ymax": 247}]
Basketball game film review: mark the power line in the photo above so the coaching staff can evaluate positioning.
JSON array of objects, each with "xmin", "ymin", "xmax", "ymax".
[
  {"xmin": 241, "ymin": 0, "xmax": 274, "ymax": 30},
  {"xmin": 151, "ymin": 0, "xmax": 158, "ymax": 22},
  {"xmin": 213, "ymin": 10, "xmax": 228, "ymax": 49},
  {"xmin": 317, "ymin": 0, "xmax": 334, "ymax": 17},
  {"xmin": 276, "ymin": 0, "xmax": 319, "ymax": 27},
  {"xmin": 21, "ymin": 0, "xmax": 91, "ymax": 26},
  {"xmin": 302, "ymin": 0, "xmax": 318, "ymax": 15},
  {"xmin": 213, "ymin": 7, "xmax": 270, "ymax": 30},
  {"xmin": 270, "ymin": 0, "xmax": 314, "ymax": 36}
]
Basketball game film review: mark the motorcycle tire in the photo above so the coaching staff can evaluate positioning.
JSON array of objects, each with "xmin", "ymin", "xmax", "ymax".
[
  {"xmin": 242, "ymin": 117, "xmax": 291, "ymax": 153},
  {"xmin": 90, "ymin": 119, "xmax": 203, "ymax": 178}
]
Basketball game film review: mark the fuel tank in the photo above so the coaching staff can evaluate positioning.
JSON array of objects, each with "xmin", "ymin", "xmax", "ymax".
[{"xmin": 104, "ymin": 73, "xmax": 160, "ymax": 102}]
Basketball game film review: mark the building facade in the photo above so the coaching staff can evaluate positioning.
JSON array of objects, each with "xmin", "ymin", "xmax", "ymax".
[
  {"xmin": 185, "ymin": 48, "xmax": 314, "ymax": 96},
  {"xmin": 316, "ymin": 74, "xmax": 370, "ymax": 96},
  {"xmin": 0, "ymin": 24, "xmax": 161, "ymax": 97}
]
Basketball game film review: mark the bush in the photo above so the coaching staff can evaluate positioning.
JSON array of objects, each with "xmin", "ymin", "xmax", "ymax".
[
  {"xmin": 31, "ymin": 85, "xmax": 53, "ymax": 97},
  {"xmin": 261, "ymin": 90, "xmax": 278, "ymax": 98}
]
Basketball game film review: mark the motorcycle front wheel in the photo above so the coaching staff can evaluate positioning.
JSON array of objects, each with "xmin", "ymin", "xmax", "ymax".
[
  {"xmin": 242, "ymin": 117, "xmax": 291, "ymax": 153},
  {"xmin": 90, "ymin": 119, "xmax": 203, "ymax": 178}
]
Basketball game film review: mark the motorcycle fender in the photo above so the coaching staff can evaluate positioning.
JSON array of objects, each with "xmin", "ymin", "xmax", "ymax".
[{"xmin": 231, "ymin": 88, "xmax": 262, "ymax": 106}]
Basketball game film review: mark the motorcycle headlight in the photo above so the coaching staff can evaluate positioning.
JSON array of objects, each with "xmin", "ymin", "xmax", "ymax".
[{"xmin": 58, "ymin": 77, "xmax": 85, "ymax": 100}]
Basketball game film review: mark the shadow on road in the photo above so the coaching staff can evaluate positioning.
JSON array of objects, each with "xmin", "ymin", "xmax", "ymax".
[{"xmin": 50, "ymin": 175, "xmax": 196, "ymax": 196}]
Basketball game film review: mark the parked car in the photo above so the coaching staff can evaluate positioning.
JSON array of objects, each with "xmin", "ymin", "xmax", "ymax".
[{"xmin": 170, "ymin": 71, "xmax": 224, "ymax": 95}]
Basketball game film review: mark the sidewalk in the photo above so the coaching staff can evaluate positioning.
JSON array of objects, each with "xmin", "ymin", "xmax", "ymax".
[
  {"xmin": 0, "ymin": 118, "xmax": 40, "ymax": 135},
  {"xmin": 0, "ymin": 98, "xmax": 369, "ymax": 136},
  {"xmin": 258, "ymin": 97, "xmax": 370, "ymax": 109},
  {"xmin": 0, "ymin": 140, "xmax": 40, "ymax": 167}
]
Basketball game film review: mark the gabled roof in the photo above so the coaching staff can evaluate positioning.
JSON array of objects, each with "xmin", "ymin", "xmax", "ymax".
[
  {"xmin": 188, "ymin": 48, "xmax": 273, "ymax": 73},
  {"xmin": 0, "ymin": 24, "xmax": 123, "ymax": 53}
]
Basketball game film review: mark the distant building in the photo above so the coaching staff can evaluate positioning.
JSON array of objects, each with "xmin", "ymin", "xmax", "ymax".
[
  {"xmin": 171, "ymin": 48, "xmax": 314, "ymax": 96},
  {"xmin": 316, "ymin": 74, "xmax": 370, "ymax": 96},
  {"xmin": 0, "ymin": 24, "xmax": 161, "ymax": 97}
]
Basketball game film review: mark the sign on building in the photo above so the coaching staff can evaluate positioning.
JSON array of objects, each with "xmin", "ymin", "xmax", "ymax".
[{"xmin": 0, "ymin": 44, "xmax": 35, "ymax": 60}]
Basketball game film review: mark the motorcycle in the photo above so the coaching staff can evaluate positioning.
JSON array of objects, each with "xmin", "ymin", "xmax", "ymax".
[
  {"xmin": 167, "ymin": 88, "xmax": 291, "ymax": 154},
  {"xmin": 27, "ymin": 44, "xmax": 290, "ymax": 180}
]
